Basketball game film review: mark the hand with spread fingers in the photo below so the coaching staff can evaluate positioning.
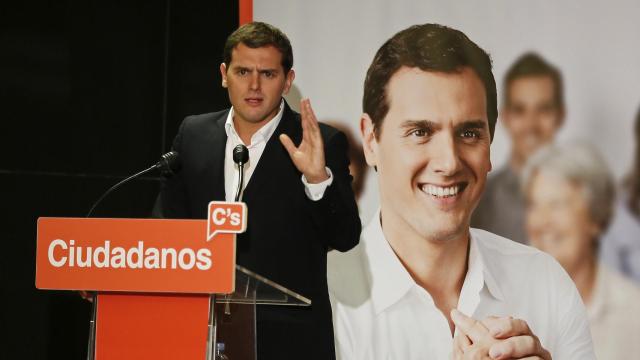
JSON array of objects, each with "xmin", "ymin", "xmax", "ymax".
[
  {"xmin": 279, "ymin": 98, "xmax": 328, "ymax": 184},
  {"xmin": 451, "ymin": 309, "xmax": 552, "ymax": 360}
]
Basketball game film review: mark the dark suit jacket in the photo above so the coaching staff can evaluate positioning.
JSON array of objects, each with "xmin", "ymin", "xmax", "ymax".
[{"xmin": 154, "ymin": 101, "xmax": 361, "ymax": 359}]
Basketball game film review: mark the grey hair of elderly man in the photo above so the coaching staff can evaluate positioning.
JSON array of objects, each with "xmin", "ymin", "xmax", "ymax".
[{"xmin": 521, "ymin": 141, "xmax": 616, "ymax": 232}]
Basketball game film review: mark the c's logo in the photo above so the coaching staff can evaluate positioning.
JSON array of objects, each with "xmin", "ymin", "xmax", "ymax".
[{"xmin": 207, "ymin": 202, "xmax": 247, "ymax": 241}]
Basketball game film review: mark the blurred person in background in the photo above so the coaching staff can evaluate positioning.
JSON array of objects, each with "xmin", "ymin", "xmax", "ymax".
[
  {"xmin": 524, "ymin": 142, "xmax": 640, "ymax": 359},
  {"xmin": 472, "ymin": 53, "xmax": 564, "ymax": 243},
  {"xmin": 601, "ymin": 106, "xmax": 640, "ymax": 283}
]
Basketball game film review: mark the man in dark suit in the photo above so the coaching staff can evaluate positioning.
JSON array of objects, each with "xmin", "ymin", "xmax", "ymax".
[{"xmin": 154, "ymin": 22, "xmax": 361, "ymax": 359}]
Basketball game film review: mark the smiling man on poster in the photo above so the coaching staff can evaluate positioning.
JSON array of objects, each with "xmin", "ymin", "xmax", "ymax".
[{"xmin": 328, "ymin": 24, "xmax": 595, "ymax": 359}]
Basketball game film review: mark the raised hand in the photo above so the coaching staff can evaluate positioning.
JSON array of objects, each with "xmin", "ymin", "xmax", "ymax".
[{"xmin": 279, "ymin": 99, "xmax": 328, "ymax": 183}]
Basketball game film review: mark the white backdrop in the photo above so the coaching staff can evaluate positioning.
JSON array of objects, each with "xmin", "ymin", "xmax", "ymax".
[{"xmin": 255, "ymin": 0, "xmax": 640, "ymax": 222}]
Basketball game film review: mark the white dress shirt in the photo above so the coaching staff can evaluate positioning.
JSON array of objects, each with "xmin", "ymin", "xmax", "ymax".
[
  {"xmin": 328, "ymin": 210, "xmax": 595, "ymax": 360},
  {"xmin": 588, "ymin": 264, "xmax": 640, "ymax": 360},
  {"xmin": 223, "ymin": 100, "xmax": 332, "ymax": 202}
]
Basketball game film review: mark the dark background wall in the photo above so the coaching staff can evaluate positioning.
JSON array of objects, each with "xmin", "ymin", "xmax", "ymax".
[{"xmin": 1, "ymin": 1, "xmax": 238, "ymax": 358}]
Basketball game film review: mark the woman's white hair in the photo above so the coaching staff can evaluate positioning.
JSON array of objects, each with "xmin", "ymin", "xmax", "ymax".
[{"xmin": 522, "ymin": 141, "xmax": 616, "ymax": 231}]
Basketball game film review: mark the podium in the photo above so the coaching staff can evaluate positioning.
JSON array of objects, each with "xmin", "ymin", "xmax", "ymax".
[
  {"xmin": 89, "ymin": 265, "xmax": 310, "ymax": 359},
  {"xmin": 35, "ymin": 213, "xmax": 311, "ymax": 360}
]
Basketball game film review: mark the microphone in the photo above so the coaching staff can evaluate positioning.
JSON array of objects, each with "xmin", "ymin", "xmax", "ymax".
[
  {"xmin": 233, "ymin": 145, "xmax": 249, "ymax": 201},
  {"xmin": 233, "ymin": 144, "xmax": 249, "ymax": 166},
  {"xmin": 86, "ymin": 151, "xmax": 181, "ymax": 217},
  {"xmin": 156, "ymin": 151, "xmax": 182, "ymax": 177}
]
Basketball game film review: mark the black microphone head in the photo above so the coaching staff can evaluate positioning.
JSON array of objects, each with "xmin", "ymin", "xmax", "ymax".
[
  {"xmin": 233, "ymin": 144, "xmax": 249, "ymax": 165},
  {"xmin": 157, "ymin": 151, "xmax": 182, "ymax": 177}
]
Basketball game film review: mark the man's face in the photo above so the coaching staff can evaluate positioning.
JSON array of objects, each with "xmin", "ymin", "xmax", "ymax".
[
  {"xmin": 362, "ymin": 67, "xmax": 492, "ymax": 242},
  {"xmin": 526, "ymin": 170, "xmax": 599, "ymax": 273},
  {"xmin": 220, "ymin": 43, "xmax": 294, "ymax": 127},
  {"xmin": 502, "ymin": 76, "xmax": 563, "ymax": 164}
]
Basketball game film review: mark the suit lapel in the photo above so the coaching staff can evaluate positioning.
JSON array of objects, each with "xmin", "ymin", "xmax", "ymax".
[
  {"xmin": 200, "ymin": 112, "xmax": 228, "ymax": 204},
  {"xmin": 242, "ymin": 103, "xmax": 301, "ymax": 203}
]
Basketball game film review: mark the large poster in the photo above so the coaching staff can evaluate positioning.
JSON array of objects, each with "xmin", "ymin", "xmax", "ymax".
[{"xmin": 254, "ymin": 0, "xmax": 640, "ymax": 221}]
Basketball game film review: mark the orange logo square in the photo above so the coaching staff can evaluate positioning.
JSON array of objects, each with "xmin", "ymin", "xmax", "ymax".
[{"xmin": 207, "ymin": 201, "xmax": 247, "ymax": 241}]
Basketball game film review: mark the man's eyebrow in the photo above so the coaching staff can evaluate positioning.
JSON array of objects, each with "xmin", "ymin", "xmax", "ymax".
[
  {"xmin": 456, "ymin": 120, "xmax": 487, "ymax": 130},
  {"xmin": 400, "ymin": 119, "xmax": 439, "ymax": 130}
]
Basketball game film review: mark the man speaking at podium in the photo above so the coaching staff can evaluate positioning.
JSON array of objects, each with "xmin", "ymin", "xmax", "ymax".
[{"xmin": 154, "ymin": 22, "xmax": 361, "ymax": 359}]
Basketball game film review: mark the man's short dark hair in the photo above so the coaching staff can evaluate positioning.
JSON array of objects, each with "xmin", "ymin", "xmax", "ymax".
[
  {"xmin": 223, "ymin": 21, "xmax": 293, "ymax": 73},
  {"xmin": 503, "ymin": 52, "xmax": 564, "ymax": 110},
  {"xmin": 363, "ymin": 23, "xmax": 497, "ymax": 140}
]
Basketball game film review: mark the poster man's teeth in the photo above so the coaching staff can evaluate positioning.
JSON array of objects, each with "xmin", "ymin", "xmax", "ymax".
[{"xmin": 422, "ymin": 184, "xmax": 460, "ymax": 197}]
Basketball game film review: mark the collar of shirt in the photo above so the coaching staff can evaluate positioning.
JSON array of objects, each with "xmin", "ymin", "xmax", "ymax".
[
  {"xmin": 224, "ymin": 99, "xmax": 285, "ymax": 147},
  {"xmin": 364, "ymin": 209, "xmax": 504, "ymax": 316}
]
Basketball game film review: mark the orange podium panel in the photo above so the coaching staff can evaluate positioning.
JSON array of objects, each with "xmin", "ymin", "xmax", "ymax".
[{"xmin": 96, "ymin": 293, "xmax": 210, "ymax": 360}]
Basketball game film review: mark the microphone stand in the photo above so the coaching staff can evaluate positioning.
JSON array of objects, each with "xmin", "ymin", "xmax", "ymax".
[
  {"xmin": 86, "ymin": 165, "xmax": 157, "ymax": 218},
  {"xmin": 207, "ymin": 145, "xmax": 248, "ymax": 360},
  {"xmin": 234, "ymin": 162, "xmax": 246, "ymax": 202}
]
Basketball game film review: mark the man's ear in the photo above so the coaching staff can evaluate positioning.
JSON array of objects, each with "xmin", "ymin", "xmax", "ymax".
[
  {"xmin": 220, "ymin": 63, "xmax": 228, "ymax": 88},
  {"xmin": 360, "ymin": 113, "xmax": 379, "ymax": 169},
  {"xmin": 283, "ymin": 69, "xmax": 295, "ymax": 95}
]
